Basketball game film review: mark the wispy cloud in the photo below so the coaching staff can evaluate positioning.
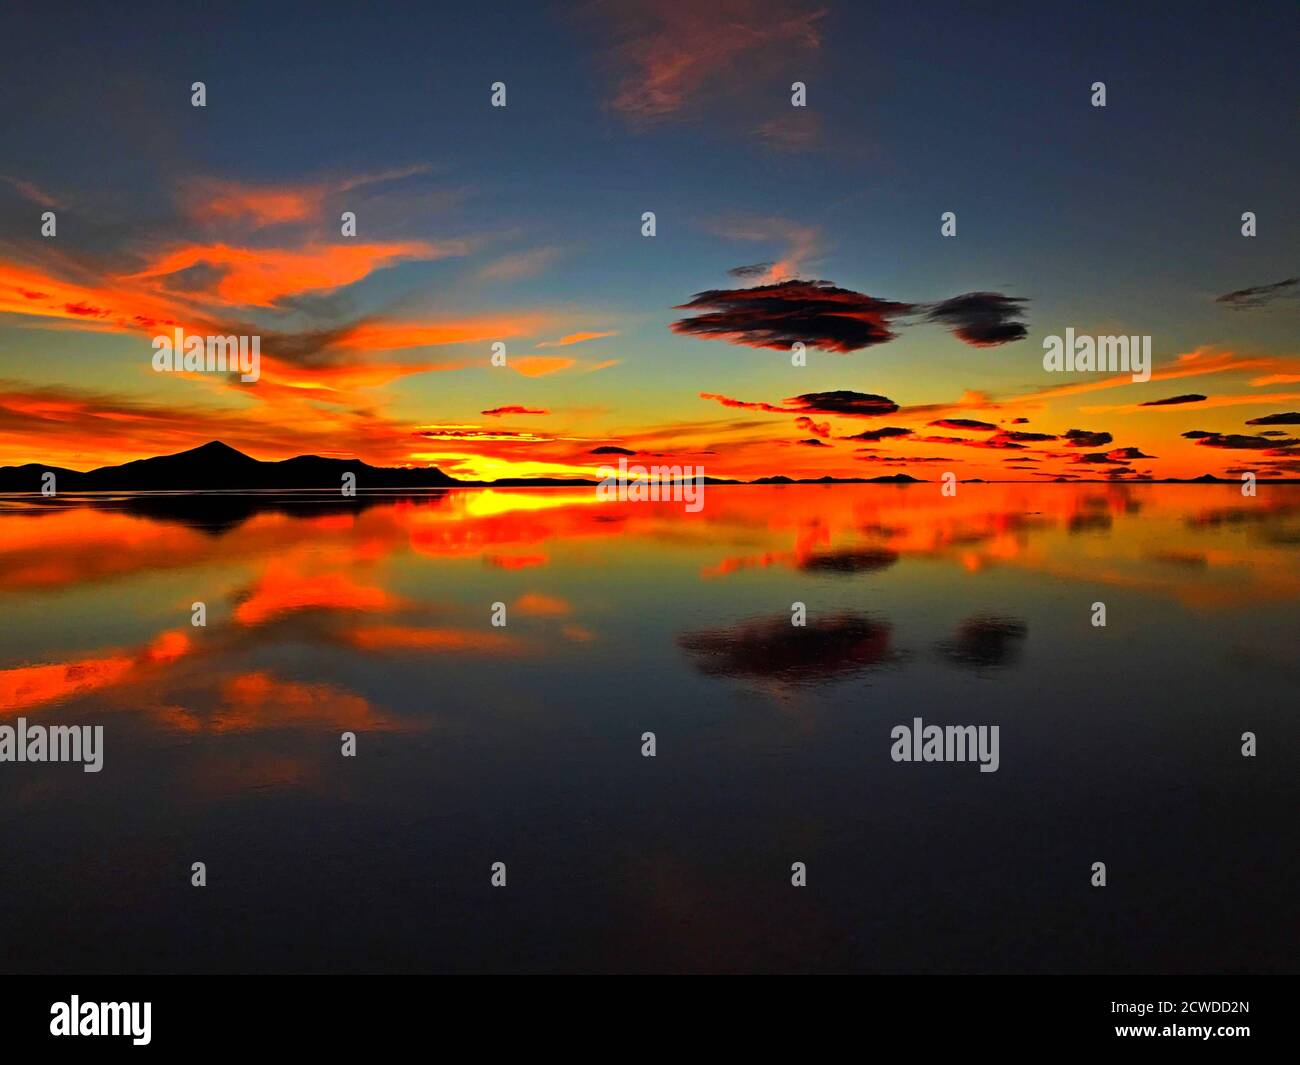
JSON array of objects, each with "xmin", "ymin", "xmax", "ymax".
[
  {"xmin": 536, "ymin": 330, "xmax": 617, "ymax": 348},
  {"xmin": 478, "ymin": 247, "xmax": 562, "ymax": 282},
  {"xmin": 716, "ymin": 217, "xmax": 821, "ymax": 282},
  {"xmin": 1215, "ymin": 277, "xmax": 1298, "ymax": 310},
  {"xmin": 1, "ymin": 174, "xmax": 64, "ymax": 209},
  {"xmin": 123, "ymin": 240, "xmax": 459, "ymax": 308},
  {"xmin": 180, "ymin": 165, "xmax": 434, "ymax": 229},
  {"xmin": 591, "ymin": 0, "xmax": 825, "ymax": 125},
  {"xmin": 510, "ymin": 356, "xmax": 575, "ymax": 377}
]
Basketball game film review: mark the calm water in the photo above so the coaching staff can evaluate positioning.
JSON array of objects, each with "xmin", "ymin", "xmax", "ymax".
[{"xmin": 1, "ymin": 484, "xmax": 1296, "ymax": 973}]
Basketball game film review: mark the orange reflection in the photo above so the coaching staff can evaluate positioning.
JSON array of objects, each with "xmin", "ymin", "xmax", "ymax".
[
  {"xmin": 234, "ymin": 563, "xmax": 401, "ymax": 625},
  {"xmin": 1, "ymin": 485, "xmax": 1296, "ymax": 739},
  {"xmin": 207, "ymin": 672, "xmax": 394, "ymax": 733},
  {"xmin": 341, "ymin": 625, "xmax": 520, "ymax": 653},
  {"xmin": 0, "ymin": 630, "xmax": 192, "ymax": 714}
]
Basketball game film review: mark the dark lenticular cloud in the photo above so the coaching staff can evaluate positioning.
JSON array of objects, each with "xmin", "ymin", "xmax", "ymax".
[
  {"xmin": 1246, "ymin": 412, "xmax": 1300, "ymax": 425},
  {"xmin": 1074, "ymin": 447, "xmax": 1154, "ymax": 464},
  {"xmin": 590, "ymin": 445, "xmax": 636, "ymax": 455},
  {"xmin": 727, "ymin": 262, "xmax": 774, "ymax": 279},
  {"xmin": 673, "ymin": 280, "xmax": 1032, "ymax": 353},
  {"xmin": 698, "ymin": 390, "xmax": 899, "ymax": 418},
  {"xmin": 1063, "ymin": 429, "xmax": 1113, "ymax": 448},
  {"xmin": 1183, "ymin": 431, "xmax": 1299, "ymax": 449},
  {"xmin": 787, "ymin": 391, "xmax": 899, "ymax": 416},
  {"xmin": 999, "ymin": 429, "xmax": 1057, "ymax": 441},
  {"xmin": 672, "ymin": 280, "xmax": 915, "ymax": 352},
  {"xmin": 482, "ymin": 405, "xmax": 548, "ymax": 416},
  {"xmin": 844, "ymin": 426, "xmax": 913, "ymax": 441},
  {"xmin": 1139, "ymin": 394, "xmax": 1206, "ymax": 406},
  {"xmin": 1215, "ymin": 277, "xmax": 1298, "ymax": 309},
  {"xmin": 930, "ymin": 418, "xmax": 997, "ymax": 431},
  {"xmin": 922, "ymin": 292, "xmax": 1029, "ymax": 346}
]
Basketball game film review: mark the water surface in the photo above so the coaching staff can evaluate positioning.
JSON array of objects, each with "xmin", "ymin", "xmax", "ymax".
[{"xmin": 1, "ymin": 484, "xmax": 1296, "ymax": 972}]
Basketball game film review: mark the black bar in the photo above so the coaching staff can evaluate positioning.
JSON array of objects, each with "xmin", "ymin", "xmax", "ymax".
[{"xmin": 0, "ymin": 976, "xmax": 1285, "ymax": 1053}]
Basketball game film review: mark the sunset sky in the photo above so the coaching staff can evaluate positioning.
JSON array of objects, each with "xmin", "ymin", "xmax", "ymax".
[{"xmin": 1, "ymin": 1, "xmax": 1296, "ymax": 482}]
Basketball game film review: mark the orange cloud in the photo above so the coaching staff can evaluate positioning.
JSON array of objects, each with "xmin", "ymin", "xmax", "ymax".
[
  {"xmin": 511, "ymin": 355, "xmax": 575, "ymax": 377},
  {"xmin": 536, "ymin": 330, "xmax": 617, "ymax": 348},
  {"xmin": 125, "ymin": 240, "xmax": 451, "ymax": 307},
  {"xmin": 249, "ymin": 355, "xmax": 468, "ymax": 400},
  {"xmin": 179, "ymin": 166, "xmax": 434, "ymax": 229},
  {"xmin": 0, "ymin": 260, "xmax": 187, "ymax": 333},
  {"xmin": 337, "ymin": 314, "xmax": 546, "ymax": 352},
  {"xmin": 186, "ymin": 182, "xmax": 321, "ymax": 226}
]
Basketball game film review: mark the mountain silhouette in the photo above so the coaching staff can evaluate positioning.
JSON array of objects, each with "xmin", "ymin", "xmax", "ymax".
[
  {"xmin": 0, "ymin": 441, "xmax": 461, "ymax": 492},
  {"xmin": 0, "ymin": 442, "xmax": 1275, "ymax": 492},
  {"xmin": 0, "ymin": 442, "xmax": 943, "ymax": 492},
  {"xmin": 751, "ymin": 473, "xmax": 922, "ymax": 484}
]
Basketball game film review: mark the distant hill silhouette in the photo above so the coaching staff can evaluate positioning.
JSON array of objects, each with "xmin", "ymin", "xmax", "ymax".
[
  {"xmin": 0, "ymin": 441, "xmax": 1290, "ymax": 491},
  {"xmin": 751, "ymin": 473, "xmax": 922, "ymax": 484},
  {"xmin": 0, "ymin": 441, "xmax": 941, "ymax": 492},
  {"xmin": 0, "ymin": 441, "xmax": 460, "ymax": 492}
]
